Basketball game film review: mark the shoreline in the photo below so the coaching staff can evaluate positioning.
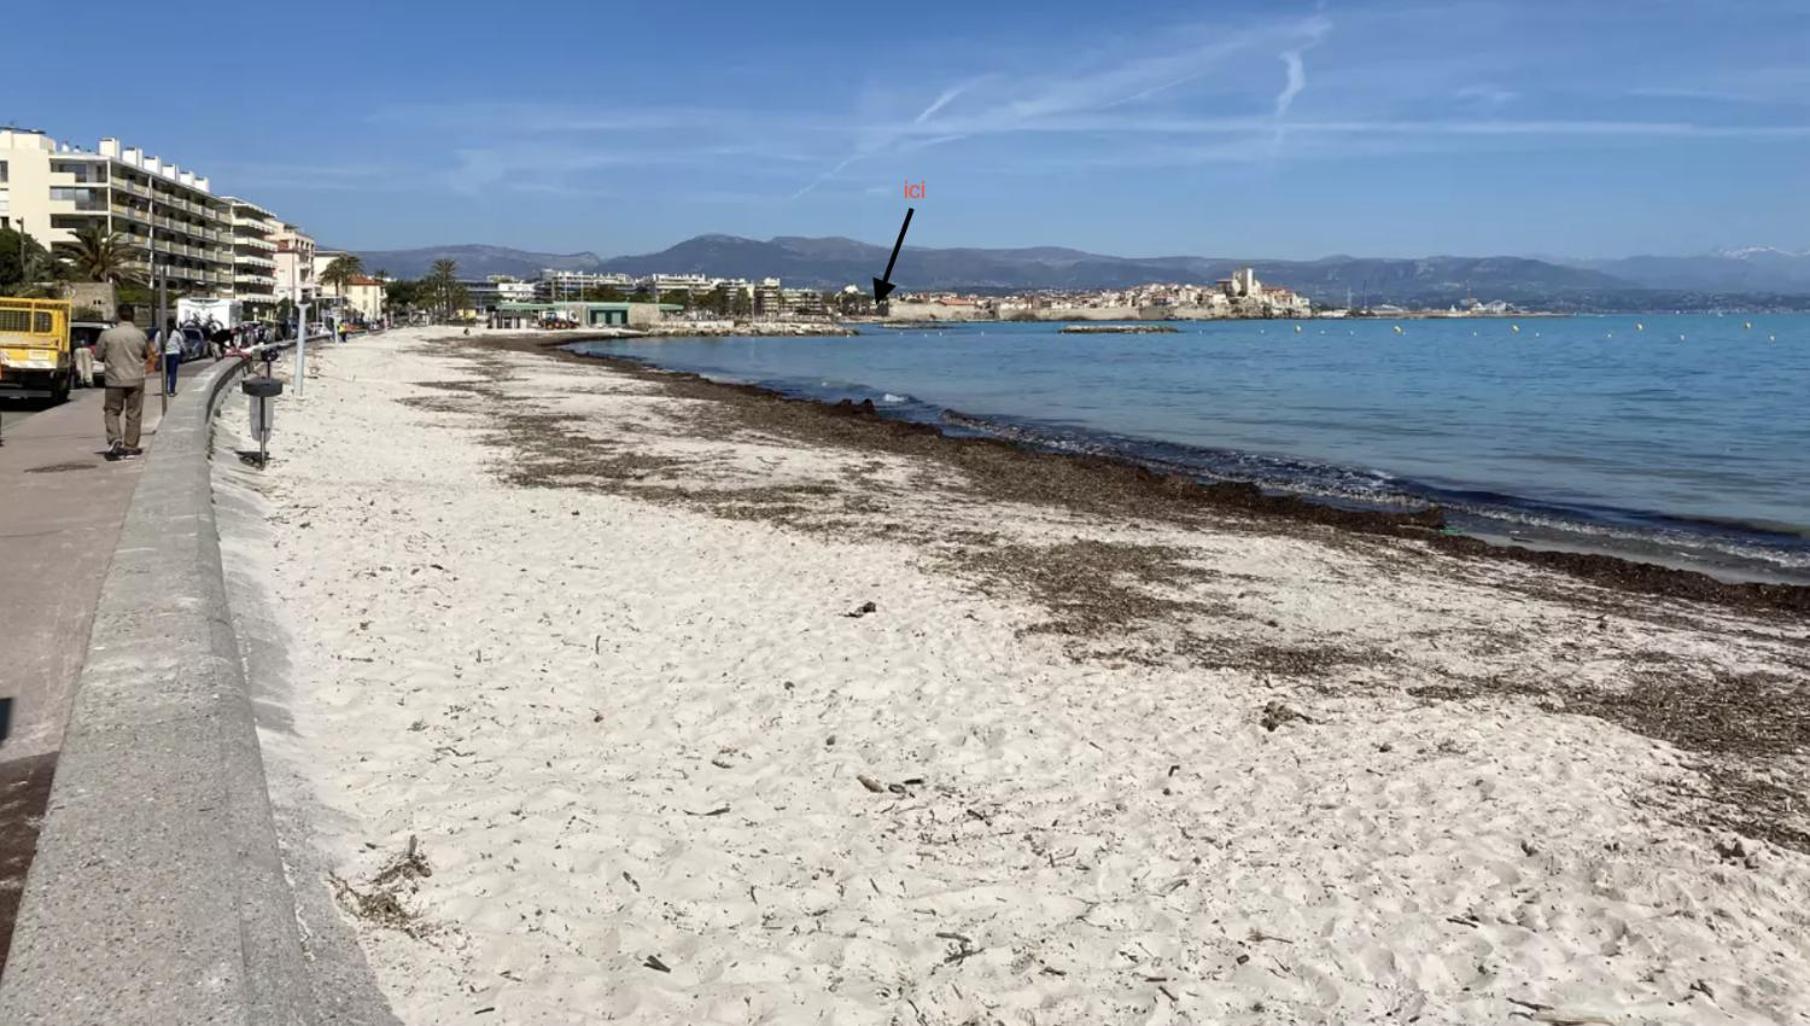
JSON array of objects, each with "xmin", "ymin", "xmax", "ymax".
[{"xmin": 508, "ymin": 334, "xmax": 1810, "ymax": 615}]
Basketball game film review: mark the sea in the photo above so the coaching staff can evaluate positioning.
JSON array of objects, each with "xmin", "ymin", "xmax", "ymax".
[{"xmin": 569, "ymin": 314, "xmax": 1810, "ymax": 584}]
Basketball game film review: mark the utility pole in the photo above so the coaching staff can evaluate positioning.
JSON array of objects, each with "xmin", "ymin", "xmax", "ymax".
[
  {"xmin": 157, "ymin": 261, "xmax": 169, "ymax": 416},
  {"xmin": 296, "ymin": 301, "xmax": 310, "ymax": 397}
]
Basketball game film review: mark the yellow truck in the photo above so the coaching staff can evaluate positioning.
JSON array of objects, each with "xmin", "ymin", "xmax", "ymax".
[{"xmin": 0, "ymin": 298, "xmax": 74, "ymax": 402}]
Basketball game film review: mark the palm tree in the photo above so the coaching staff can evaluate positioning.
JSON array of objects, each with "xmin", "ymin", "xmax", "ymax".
[
  {"xmin": 425, "ymin": 259, "xmax": 460, "ymax": 322},
  {"xmin": 64, "ymin": 223, "xmax": 141, "ymax": 284},
  {"xmin": 318, "ymin": 254, "xmax": 365, "ymax": 306}
]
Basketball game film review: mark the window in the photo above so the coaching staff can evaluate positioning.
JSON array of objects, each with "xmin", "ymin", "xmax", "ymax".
[
  {"xmin": 0, "ymin": 159, "xmax": 7, "ymax": 182},
  {"xmin": 50, "ymin": 187, "xmax": 106, "ymax": 211}
]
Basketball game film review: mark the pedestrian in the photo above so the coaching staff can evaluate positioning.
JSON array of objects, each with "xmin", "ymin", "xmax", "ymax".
[
  {"xmin": 160, "ymin": 319, "xmax": 183, "ymax": 396},
  {"xmin": 97, "ymin": 304, "xmax": 152, "ymax": 459},
  {"xmin": 73, "ymin": 338, "xmax": 96, "ymax": 388}
]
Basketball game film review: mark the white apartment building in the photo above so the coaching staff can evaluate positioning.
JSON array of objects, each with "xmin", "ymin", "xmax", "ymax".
[
  {"xmin": 223, "ymin": 197, "xmax": 280, "ymax": 310},
  {"xmin": 463, "ymin": 275, "xmax": 539, "ymax": 312},
  {"xmin": 537, "ymin": 269, "xmax": 637, "ymax": 300},
  {"xmin": 0, "ymin": 128, "xmax": 233, "ymax": 294},
  {"xmin": 272, "ymin": 223, "xmax": 318, "ymax": 305}
]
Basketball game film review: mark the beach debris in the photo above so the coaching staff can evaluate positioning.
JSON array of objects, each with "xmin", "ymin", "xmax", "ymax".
[
  {"xmin": 331, "ymin": 837, "xmax": 434, "ymax": 938},
  {"xmin": 373, "ymin": 835, "xmax": 433, "ymax": 886},
  {"xmin": 711, "ymin": 755, "xmax": 733, "ymax": 768},
  {"xmin": 845, "ymin": 600, "xmax": 878, "ymax": 618},
  {"xmin": 1520, "ymin": 839, "xmax": 1541, "ymax": 857},
  {"xmin": 643, "ymin": 955, "xmax": 671, "ymax": 973},
  {"xmin": 683, "ymin": 805, "xmax": 731, "ymax": 817},
  {"xmin": 857, "ymin": 774, "xmax": 886, "ymax": 793},
  {"xmin": 1259, "ymin": 701, "xmax": 1314, "ymax": 732},
  {"xmin": 1714, "ymin": 834, "xmax": 1762, "ymax": 868},
  {"xmin": 940, "ymin": 933, "xmax": 983, "ymax": 965}
]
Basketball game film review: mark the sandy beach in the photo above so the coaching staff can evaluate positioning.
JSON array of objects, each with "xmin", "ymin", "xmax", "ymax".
[{"xmin": 214, "ymin": 327, "xmax": 1809, "ymax": 1025}]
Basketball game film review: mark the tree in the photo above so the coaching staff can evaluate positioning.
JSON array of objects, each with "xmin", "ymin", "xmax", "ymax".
[
  {"xmin": 423, "ymin": 259, "xmax": 461, "ymax": 322},
  {"xmin": 319, "ymin": 254, "xmax": 365, "ymax": 304},
  {"xmin": 385, "ymin": 277, "xmax": 423, "ymax": 311},
  {"xmin": 0, "ymin": 227, "xmax": 63, "ymax": 297},
  {"xmin": 63, "ymin": 223, "xmax": 141, "ymax": 284}
]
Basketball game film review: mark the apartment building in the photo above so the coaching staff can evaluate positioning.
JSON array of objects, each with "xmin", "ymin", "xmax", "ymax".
[
  {"xmin": 536, "ymin": 269, "xmax": 637, "ymax": 300},
  {"xmin": 0, "ymin": 128, "xmax": 233, "ymax": 294},
  {"xmin": 272, "ymin": 223, "xmax": 318, "ymax": 305},
  {"xmin": 224, "ymin": 197, "xmax": 280, "ymax": 311}
]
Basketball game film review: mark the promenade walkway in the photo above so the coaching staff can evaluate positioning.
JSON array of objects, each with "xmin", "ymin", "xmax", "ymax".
[{"xmin": 0, "ymin": 362, "xmax": 211, "ymax": 971}]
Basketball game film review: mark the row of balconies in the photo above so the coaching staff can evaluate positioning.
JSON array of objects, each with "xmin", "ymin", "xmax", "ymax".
[
  {"xmin": 125, "ymin": 262, "xmax": 234, "ymax": 287},
  {"xmin": 112, "ymin": 179, "xmax": 224, "ymax": 218},
  {"xmin": 108, "ymin": 202, "xmax": 229, "ymax": 243},
  {"xmin": 234, "ymin": 252, "xmax": 277, "ymax": 269}
]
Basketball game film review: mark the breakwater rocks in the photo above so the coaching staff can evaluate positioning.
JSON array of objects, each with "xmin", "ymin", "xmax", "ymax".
[{"xmin": 1059, "ymin": 324, "xmax": 1180, "ymax": 334}]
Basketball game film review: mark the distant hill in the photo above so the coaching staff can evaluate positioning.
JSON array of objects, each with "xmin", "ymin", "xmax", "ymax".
[
  {"xmin": 352, "ymin": 244, "xmax": 603, "ymax": 280},
  {"xmin": 1567, "ymin": 247, "xmax": 1810, "ymax": 294},
  {"xmin": 598, "ymin": 236, "xmax": 1660, "ymax": 308},
  {"xmin": 359, "ymin": 236, "xmax": 1810, "ymax": 311}
]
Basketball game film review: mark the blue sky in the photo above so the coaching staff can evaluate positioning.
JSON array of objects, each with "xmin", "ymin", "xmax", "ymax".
[{"xmin": 9, "ymin": 0, "xmax": 1807, "ymax": 259}]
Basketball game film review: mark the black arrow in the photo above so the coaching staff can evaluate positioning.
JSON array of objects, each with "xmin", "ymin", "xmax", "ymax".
[{"xmin": 872, "ymin": 207, "xmax": 914, "ymax": 304}]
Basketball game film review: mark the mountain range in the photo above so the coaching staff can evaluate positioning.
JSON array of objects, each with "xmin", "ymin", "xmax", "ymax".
[{"xmin": 354, "ymin": 239, "xmax": 1810, "ymax": 311}]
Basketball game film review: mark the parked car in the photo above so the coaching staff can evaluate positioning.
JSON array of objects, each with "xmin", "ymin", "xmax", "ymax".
[{"xmin": 179, "ymin": 325, "xmax": 211, "ymax": 361}]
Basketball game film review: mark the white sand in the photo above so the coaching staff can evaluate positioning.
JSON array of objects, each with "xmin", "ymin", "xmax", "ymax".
[{"xmin": 220, "ymin": 328, "xmax": 1810, "ymax": 1025}]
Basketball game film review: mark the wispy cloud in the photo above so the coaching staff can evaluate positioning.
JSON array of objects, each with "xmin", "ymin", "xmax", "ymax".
[{"xmin": 1274, "ymin": 50, "xmax": 1308, "ymax": 119}]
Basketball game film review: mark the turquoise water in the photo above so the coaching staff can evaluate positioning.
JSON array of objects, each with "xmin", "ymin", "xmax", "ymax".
[{"xmin": 572, "ymin": 315, "xmax": 1810, "ymax": 581}]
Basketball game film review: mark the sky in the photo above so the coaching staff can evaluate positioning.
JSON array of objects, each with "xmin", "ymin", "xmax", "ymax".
[{"xmin": 8, "ymin": 0, "xmax": 1808, "ymax": 260}]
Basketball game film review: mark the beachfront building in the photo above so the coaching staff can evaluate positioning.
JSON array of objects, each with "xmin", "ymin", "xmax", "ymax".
[
  {"xmin": 223, "ymin": 197, "xmax": 280, "ymax": 314},
  {"xmin": 463, "ymin": 275, "xmax": 538, "ymax": 313},
  {"xmin": 537, "ymin": 269, "xmax": 637, "ymax": 301},
  {"xmin": 311, "ymin": 251, "xmax": 384, "ymax": 321},
  {"xmin": 491, "ymin": 301, "xmax": 678, "ymax": 329},
  {"xmin": 0, "ymin": 128, "xmax": 233, "ymax": 295},
  {"xmin": 272, "ymin": 223, "xmax": 318, "ymax": 306},
  {"xmin": 753, "ymin": 277, "xmax": 785, "ymax": 316}
]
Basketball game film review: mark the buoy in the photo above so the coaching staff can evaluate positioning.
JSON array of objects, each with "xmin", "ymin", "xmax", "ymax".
[
  {"xmin": 1636, "ymin": 322, "xmax": 1644, "ymax": 331},
  {"xmin": 1295, "ymin": 324, "xmax": 1303, "ymax": 333},
  {"xmin": 1393, "ymin": 325, "xmax": 1404, "ymax": 334},
  {"xmin": 1679, "ymin": 334, "xmax": 1686, "ymax": 341},
  {"xmin": 1745, "ymin": 322, "xmax": 1753, "ymax": 330},
  {"xmin": 1511, "ymin": 324, "xmax": 1520, "ymax": 333}
]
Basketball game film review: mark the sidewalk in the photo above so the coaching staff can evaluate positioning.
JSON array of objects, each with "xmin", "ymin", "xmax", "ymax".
[{"xmin": 0, "ymin": 362, "xmax": 211, "ymax": 971}]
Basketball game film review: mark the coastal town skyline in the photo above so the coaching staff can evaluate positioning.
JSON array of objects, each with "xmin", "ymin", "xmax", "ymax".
[{"xmin": 9, "ymin": 0, "xmax": 1808, "ymax": 260}]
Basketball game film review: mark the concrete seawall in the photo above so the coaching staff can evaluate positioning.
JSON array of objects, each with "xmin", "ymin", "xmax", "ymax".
[{"xmin": 0, "ymin": 351, "xmax": 312, "ymax": 1023}]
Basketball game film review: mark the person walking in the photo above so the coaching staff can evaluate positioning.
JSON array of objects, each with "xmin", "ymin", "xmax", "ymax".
[
  {"xmin": 159, "ymin": 319, "xmax": 183, "ymax": 396},
  {"xmin": 97, "ymin": 305, "xmax": 152, "ymax": 459},
  {"xmin": 72, "ymin": 338, "xmax": 96, "ymax": 388}
]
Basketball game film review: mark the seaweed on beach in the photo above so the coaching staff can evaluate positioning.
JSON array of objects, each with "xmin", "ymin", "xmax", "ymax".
[
  {"xmin": 489, "ymin": 337, "xmax": 1810, "ymax": 619},
  {"xmin": 937, "ymin": 538, "xmax": 1216, "ymax": 638},
  {"xmin": 1412, "ymin": 664, "xmax": 1810, "ymax": 853}
]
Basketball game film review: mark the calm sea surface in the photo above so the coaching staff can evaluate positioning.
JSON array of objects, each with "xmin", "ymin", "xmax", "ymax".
[{"xmin": 572, "ymin": 314, "xmax": 1810, "ymax": 582}]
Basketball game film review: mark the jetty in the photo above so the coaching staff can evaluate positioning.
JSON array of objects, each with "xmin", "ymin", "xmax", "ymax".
[{"xmin": 1058, "ymin": 324, "xmax": 1179, "ymax": 334}]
